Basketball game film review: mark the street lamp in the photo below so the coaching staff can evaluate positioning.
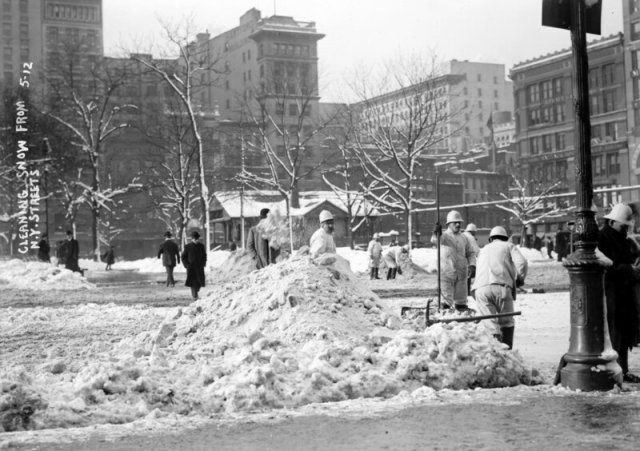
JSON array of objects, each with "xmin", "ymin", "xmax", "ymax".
[{"xmin": 543, "ymin": 0, "xmax": 618, "ymax": 391}]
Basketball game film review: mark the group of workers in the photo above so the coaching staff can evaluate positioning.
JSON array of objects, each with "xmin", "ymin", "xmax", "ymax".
[{"xmin": 242, "ymin": 203, "xmax": 640, "ymax": 382}]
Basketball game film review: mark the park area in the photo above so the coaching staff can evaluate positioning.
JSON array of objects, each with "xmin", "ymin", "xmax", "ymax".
[{"xmin": 1, "ymin": 247, "xmax": 639, "ymax": 450}]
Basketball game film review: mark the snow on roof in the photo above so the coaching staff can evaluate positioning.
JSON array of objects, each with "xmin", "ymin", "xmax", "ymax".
[{"xmin": 212, "ymin": 190, "xmax": 379, "ymax": 219}]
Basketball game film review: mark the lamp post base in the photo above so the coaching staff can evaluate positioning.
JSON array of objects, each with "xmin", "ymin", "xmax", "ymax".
[{"xmin": 560, "ymin": 361, "xmax": 617, "ymax": 391}]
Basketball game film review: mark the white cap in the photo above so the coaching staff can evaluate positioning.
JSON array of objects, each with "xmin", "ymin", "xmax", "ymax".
[
  {"xmin": 604, "ymin": 204, "xmax": 634, "ymax": 226},
  {"xmin": 489, "ymin": 226, "xmax": 508, "ymax": 239},
  {"xmin": 319, "ymin": 210, "xmax": 334, "ymax": 223},
  {"xmin": 446, "ymin": 210, "xmax": 464, "ymax": 224},
  {"xmin": 373, "ymin": 233, "xmax": 380, "ymax": 239},
  {"xmin": 465, "ymin": 223, "xmax": 477, "ymax": 232}
]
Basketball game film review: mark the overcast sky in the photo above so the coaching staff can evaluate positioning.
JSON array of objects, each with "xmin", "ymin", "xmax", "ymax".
[{"xmin": 103, "ymin": 0, "xmax": 623, "ymax": 102}]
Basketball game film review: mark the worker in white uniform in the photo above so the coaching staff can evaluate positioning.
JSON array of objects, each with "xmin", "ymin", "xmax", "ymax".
[
  {"xmin": 382, "ymin": 244, "xmax": 409, "ymax": 280},
  {"xmin": 431, "ymin": 210, "xmax": 478, "ymax": 311},
  {"xmin": 472, "ymin": 226, "xmax": 528, "ymax": 349},
  {"xmin": 310, "ymin": 210, "xmax": 337, "ymax": 258},
  {"xmin": 367, "ymin": 232, "xmax": 383, "ymax": 279}
]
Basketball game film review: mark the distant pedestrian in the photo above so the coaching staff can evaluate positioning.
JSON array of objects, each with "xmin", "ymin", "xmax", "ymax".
[
  {"xmin": 310, "ymin": 210, "xmax": 337, "ymax": 258},
  {"xmin": 64, "ymin": 230, "xmax": 81, "ymax": 273},
  {"xmin": 182, "ymin": 230, "xmax": 207, "ymax": 300},
  {"xmin": 382, "ymin": 244, "xmax": 409, "ymax": 280},
  {"xmin": 247, "ymin": 208, "xmax": 279, "ymax": 269},
  {"xmin": 367, "ymin": 232, "xmax": 383, "ymax": 280},
  {"xmin": 555, "ymin": 224, "xmax": 570, "ymax": 261},
  {"xmin": 103, "ymin": 245, "xmax": 115, "ymax": 270},
  {"xmin": 229, "ymin": 241, "xmax": 237, "ymax": 252},
  {"xmin": 431, "ymin": 210, "xmax": 478, "ymax": 311},
  {"xmin": 546, "ymin": 235, "xmax": 554, "ymax": 260},
  {"xmin": 598, "ymin": 204, "xmax": 640, "ymax": 383},
  {"xmin": 37, "ymin": 234, "xmax": 50, "ymax": 262},
  {"xmin": 158, "ymin": 231, "xmax": 181, "ymax": 287},
  {"xmin": 472, "ymin": 226, "xmax": 528, "ymax": 349}
]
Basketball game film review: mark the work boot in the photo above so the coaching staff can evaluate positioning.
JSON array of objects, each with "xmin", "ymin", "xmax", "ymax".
[
  {"xmin": 500, "ymin": 326, "xmax": 515, "ymax": 350},
  {"xmin": 455, "ymin": 304, "xmax": 470, "ymax": 312}
]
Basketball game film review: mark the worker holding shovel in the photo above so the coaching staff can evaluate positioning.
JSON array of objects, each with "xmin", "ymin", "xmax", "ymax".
[{"xmin": 431, "ymin": 210, "xmax": 478, "ymax": 311}]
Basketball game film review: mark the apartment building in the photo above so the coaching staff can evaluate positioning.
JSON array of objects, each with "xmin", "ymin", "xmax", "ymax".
[
  {"xmin": 510, "ymin": 34, "xmax": 628, "ymax": 217},
  {"xmin": 623, "ymin": 0, "xmax": 640, "ymax": 197},
  {"xmin": 0, "ymin": 0, "xmax": 102, "ymax": 91}
]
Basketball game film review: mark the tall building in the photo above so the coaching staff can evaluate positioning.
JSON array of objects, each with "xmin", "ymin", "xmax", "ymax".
[
  {"xmin": 0, "ymin": 0, "xmax": 102, "ymax": 91},
  {"xmin": 510, "ymin": 33, "xmax": 628, "ymax": 229},
  {"xmin": 623, "ymin": 0, "xmax": 640, "ymax": 196},
  {"xmin": 444, "ymin": 60, "xmax": 514, "ymax": 151}
]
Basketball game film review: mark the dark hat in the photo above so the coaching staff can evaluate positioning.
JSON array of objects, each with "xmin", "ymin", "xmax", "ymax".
[
  {"xmin": 191, "ymin": 230, "xmax": 200, "ymax": 239},
  {"xmin": 259, "ymin": 208, "xmax": 270, "ymax": 219},
  {"xmin": 66, "ymin": 230, "xmax": 73, "ymax": 235},
  {"xmin": 164, "ymin": 231, "xmax": 172, "ymax": 238}
]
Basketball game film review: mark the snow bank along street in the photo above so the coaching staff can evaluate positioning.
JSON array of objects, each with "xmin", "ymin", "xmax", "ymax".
[{"xmin": 0, "ymin": 250, "xmax": 545, "ymax": 435}]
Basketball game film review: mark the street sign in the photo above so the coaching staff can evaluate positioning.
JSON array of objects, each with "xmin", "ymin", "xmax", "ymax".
[{"xmin": 542, "ymin": 0, "xmax": 602, "ymax": 35}]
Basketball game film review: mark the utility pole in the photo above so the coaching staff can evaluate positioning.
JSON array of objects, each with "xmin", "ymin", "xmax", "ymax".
[{"xmin": 542, "ymin": 0, "xmax": 617, "ymax": 390}]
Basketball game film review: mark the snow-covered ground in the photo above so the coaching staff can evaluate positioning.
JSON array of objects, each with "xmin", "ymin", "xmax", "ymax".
[{"xmin": 0, "ymin": 245, "xmax": 628, "ymax": 448}]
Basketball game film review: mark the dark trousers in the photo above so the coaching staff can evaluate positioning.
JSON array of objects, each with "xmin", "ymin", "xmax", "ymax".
[{"xmin": 165, "ymin": 266, "xmax": 175, "ymax": 286}]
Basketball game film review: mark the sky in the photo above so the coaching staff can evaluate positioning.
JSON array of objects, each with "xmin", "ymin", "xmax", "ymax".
[{"xmin": 103, "ymin": 0, "xmax": 623, "ymax": 102}]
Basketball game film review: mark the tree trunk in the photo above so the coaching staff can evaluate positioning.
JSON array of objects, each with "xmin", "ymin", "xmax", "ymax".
[
  {"xmin": 286, "ymin": 197, "xmax": 294, "ymax": 253},
  {"xmin": 91, "ymin": 170, "xmax": 100, "ymax": 261}
]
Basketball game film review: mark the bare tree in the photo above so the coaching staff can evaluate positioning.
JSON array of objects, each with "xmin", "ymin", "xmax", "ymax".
[
  {"xmin": 321, "ymin": 106, "xmax": 373, "ymax": 248},
  {"xmin": 235, "ymin": 76, "xmax": 340, "ymax": 250},
  {"xmin": 142, "ymin": 97, "xmax": 200, "ymax": 247},
  {"xmin": 130, "ymin": 19, "xmax": 224, "ymax": 252},
  {"xmin": 43, "ymin": 39, "xmax": 137, "ymax": 260},
  {"xmin": 349, "ymin": 55, "xmax": 462, "ymax": 248},
  {"xmin": 496, "ymin": 174, "xmax": 565, "ymax": 246}
]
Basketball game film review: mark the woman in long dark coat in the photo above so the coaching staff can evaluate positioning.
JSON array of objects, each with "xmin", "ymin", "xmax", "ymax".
[
  {"xmin": 181, "ymin": 230, "xmax": 207, "ymax": 300},
  {"xmin": 598, "ymin": 204, "xmax": 640, "ymax": 383}
]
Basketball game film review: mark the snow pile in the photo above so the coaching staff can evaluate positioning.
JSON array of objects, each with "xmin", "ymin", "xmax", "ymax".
[
  {"xmin": 215, "ymin": 249, "xmax": 259, "ymax": 281},
  {"xmin": 0, "ymin": 260, "xmax": 94, "ymax": 290},
  {"xmin": 0, "ymin": 252, "xmax": 540, "ymax": 431}
]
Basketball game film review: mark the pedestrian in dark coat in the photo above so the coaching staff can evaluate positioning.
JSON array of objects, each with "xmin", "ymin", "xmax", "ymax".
[
  {"xmin": 598, "ymin": 203, "xmax": 640, "ymax": 383},
  {"xmin": 37, "ymin": 234, "xmax": 50, "ymax": 262},
  {"xmin": 555, "ymin": 224, "xmax": 570, "ymax": 261},
  {"xmin": 158, "ymin": 231, "xmax": 180, "ymax": 287},
  {"xmin": 181, "ymin": 230, "xmax": 207, "ymax": 300},
  {"xmin": 246, "ymin": 208, "xmax": 279, "ymax": 269},
  {"xmin": 104, "ymin": 245, "xmax": 115, "ymax": 270},
  {"xmin": 64, "ymin": 230, "xmax": 81, "ymax": 273}
]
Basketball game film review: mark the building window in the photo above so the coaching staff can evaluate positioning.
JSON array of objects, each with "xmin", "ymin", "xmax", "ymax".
[
  {"xmin": 226, "ymin": 99, "xmax": 231, "ymax": 109},
  {"xmin": 530, "ymin": 137, "xmax": 539, "ymax": 154},
  {"xmin": 556, "ymin": 133, "xmax": 565, "ymax": 150},
  {"xmin": 463, "ymin": 87, "xmax": 468, "ymax": 95},
  {"xmin": 632, "ymin": 21, "xmax": 640, "ymax": 41},
  {"xmin": 494, "ymin": 102, "xmax": 499, "ymax": 110},
  {"xmin": 225, "ymin": 80, "xmax": 229, "ymax": 90},
  {"xmin": 632, "ymin": 0, "xmax": 640, "ymax": 14},
  {"xmin": 247, "ymin": 49, "xmax": 251, "ymax": 60},
  {"xmin": 607, "ymin": 153, "xmax": 620, "ymax": 174},
  {"xmin": 288, "ymin": 103, "xmax": 298, "ymax": 116},
  {"xmin": 528, "ymin": 84, "xmax": 539, "ymax": 103},
  {"xmin": 603, "ymin": 91, "xmax": 616, "ymax": 112},
  {"xmin": 493, "ymin": 75, "xmax": 498, "ymax": 84},
  {"xmin": 554, "ymin": 78, "xmax": 563, "ymax": 95},
  {"xmin": 541, "ymin": 80, "xmax": 553, "ymax": 100},
  {"xmin": 477, "ymin": 88, "xmax": 482, "ymax": 96},
  {"xmin": 589, "ymin": 68, "xmax": 601, "ymax": 87},
  {"xmin": 591, "ymin": 95, "xmax": 600, "ymax": 114},
  {"xmin": 602, "ymin": 64, "xmax": 615, "ymax": 86},
  {"xmin": 493, "ymin": 89, "xmax": 498, "ymax": 98},
  {"xmin": 555, "ymin": 104, "xmax": 565, "ymax": 122},
  {"xmin": 477, "ymin": 73, "xmax": 482, "ymax": 82},
  {"xmin": 542, "ymin": 134, "xmax": 553, "ymax": 153},
  {"xmin": 478, "ymin": 100, "xmax": 483, "ymax": 108}
]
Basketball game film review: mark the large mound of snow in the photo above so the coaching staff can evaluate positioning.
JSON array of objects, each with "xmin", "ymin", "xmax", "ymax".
[
  {"xmin": 0, "ymin": 251, "xmax": 540, "ymax": 432},
  {"xmin": 0, "ymin": 260, "xmax": 94, "ymax": 290}
]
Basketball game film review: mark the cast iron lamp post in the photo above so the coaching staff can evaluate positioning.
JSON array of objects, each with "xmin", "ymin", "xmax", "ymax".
[{"xmin": 543, "ymin": 0, "xmax": 618, "ymax": 390}]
